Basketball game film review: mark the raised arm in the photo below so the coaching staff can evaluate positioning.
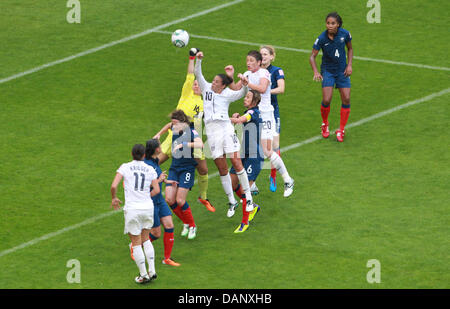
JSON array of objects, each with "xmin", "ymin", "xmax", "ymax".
[
  {"xmin": 224, "ymin": 65, "xmax": 243, "ymax": 90},
  {"xmin": 153, "ymin": 122, "xmax": 172, "ymax": 140},
  {"xmin": 194, "ymin": 52, "xmax": 208, "ymax": 92}
]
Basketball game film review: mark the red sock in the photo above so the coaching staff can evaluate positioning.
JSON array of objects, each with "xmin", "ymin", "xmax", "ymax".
[
  {"xmin": 271, "ymin": 149, "xmax": 280, "ymax": 179},
  {"xmin": 234, "ymin": 184, "xmax": 245, "ymax": 199},
  {"xmin": 340, "ymin": 104, "xmax": 351, "ymax": 131},
  {"xmin": 321, "ymin": 103, "xmax": 330, "ymax": 124},
  {"xmin": 163, "ymin": 231, "xmax": 174, "ymax": 260},
  {"xmin": 242, "ymin": 199, "xmax": 249, "ymax": 225},
  {"xmin": 181, "ymin": 206, "xmax": 196, "ymax": 227},
  {"xmin": 172, "ymin": 205, "xmax": 187, "ymax": 224}
]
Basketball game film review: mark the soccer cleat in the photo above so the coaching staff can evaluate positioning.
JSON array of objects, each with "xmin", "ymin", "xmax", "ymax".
[
  {"xmin": 321, "ymin": 122, "xmax": 330, "ymax": 138},
  {"xmin": 227, "ymin": 202, "xmax": 238, "ymax": 218},
  {"xmin": 135, "ymin": 274, "xmax": 151, "ymax": 284},
  {"xmin": 250, "ymin": 182, "xmax": 259, "ymax": 195},
  {"xmin": 162, "ymin": 258, "xmax": 181, "ymax": 267},
  {"xmin": 198, "ymin": 197, "xmax": 216, "ymax": 212},
  {"xmin": 248, "ymin": 204, "xmax": 260, "ymax": 222},
  {"xmin": 245, "ymin": 199, "xmax": 254, "ymax": 212},
  {"xmin": 336, "ymin": 129, "xmax": 345, "ymax": 142},
  {"xmin": 234, "ymin": 222, "xmax": 249, "ymax": 233},
  {"xmin": 129, "ymin": 242, "xmax": 135, "ymax": 261},
  {"xmin": 269, "ymin": 176, "xmax": 277, "ymax": 192},
  {"xmin": 149, "ymin": 272, "xmax": 157, "ymax": 281},
  {"xmin": 283, "ymin": 179, "xmax": 294, "ymax": 197},
  {"xmin": 188, "ymin": 226, "xmax": 197, "ymax": 240},
  {"xmin": 181, "ymin": 224, "xmax": 190, "ymax": 237}
]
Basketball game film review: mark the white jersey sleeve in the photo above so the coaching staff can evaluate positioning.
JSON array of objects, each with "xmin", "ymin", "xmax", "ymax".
[{"xmin": 194, "ymin": 59, "xmax": 210, "ymax": 93}]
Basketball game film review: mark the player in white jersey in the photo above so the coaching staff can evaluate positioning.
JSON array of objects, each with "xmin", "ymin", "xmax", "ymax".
[
  {"xmin": 225, "ymin": 50, "xmax": 294, "ymax": 197},
  {"xmin": 194, "ymin": 51, "xmax": 256, "ymax": 217},
  {"xmin": 110, "ymin": 144, "xmax": 161, "ymax": 284}
]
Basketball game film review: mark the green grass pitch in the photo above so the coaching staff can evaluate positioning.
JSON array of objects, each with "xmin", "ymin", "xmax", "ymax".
[{"xmin": 0, "ymin": 0, "xmax": 449, "ymax": 289}]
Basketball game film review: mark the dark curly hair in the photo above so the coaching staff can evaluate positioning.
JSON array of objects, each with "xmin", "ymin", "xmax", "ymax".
[{"xmin": 326, "ymin": 12, "xmax": 343, "ymax": 28}]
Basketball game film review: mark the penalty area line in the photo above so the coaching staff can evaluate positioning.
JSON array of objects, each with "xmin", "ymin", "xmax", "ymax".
[
  {"xmin": 154, "ymin": 30, "xmax": 450, "ymax": 72},
  {"xmin": 0, "ymin": 87, "xmax": 449, "ymax": 258}
]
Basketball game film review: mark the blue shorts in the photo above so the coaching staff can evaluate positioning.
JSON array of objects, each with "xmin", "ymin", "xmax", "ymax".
[
  {"xmin": 152, "ymin": 198, "xmax": 172, "ymax": 228},
  {"xmin": 273, "ymin": 106, "xmax": 281, "ymax": 134},
  {"xmin": 230, "ymin": 158, "xmax": 263, "ymax": 182},
  {"xmin": 321, "ymin": 69, "xmax": 351, "ymax": 89},
  {"xmin": 168, "ymin": 166, "xmax": 196, "ymax": 189}
]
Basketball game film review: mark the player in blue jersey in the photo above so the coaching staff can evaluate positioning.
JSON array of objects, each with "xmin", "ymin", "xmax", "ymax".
[
  {"xmin": 230, "ymin": 90, "xmax": 263, "ymax": 233},
  {"xmin": 260, "ymin": 45, "xmax": 285, "ymax": 193},
  {"xmin": 309, "ymin": 12, "xmax": 353, "ymax": 142},
  {"xmin": 144, "ymin": 139, "xmax": 181, "ymax": 267},
  {"xmin": 164, "ymin": 110, "xmax": 204, "ymax": 240}
]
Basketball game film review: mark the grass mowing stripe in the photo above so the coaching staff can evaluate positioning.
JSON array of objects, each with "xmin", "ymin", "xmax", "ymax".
[
  {"xmin": 1, "ymin": 87, "xmax": 448, "ymax": 259},
  {"xmin": 0, "ymin": 0, "xmax": 246, "ymax": 85},
  {"xmin": 154, "ymin": 30, "xmax": 450, "ymax": 72}
]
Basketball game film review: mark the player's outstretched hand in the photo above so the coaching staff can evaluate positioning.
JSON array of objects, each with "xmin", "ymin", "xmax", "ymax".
[
  {"xmin": 224, "ymin": 65, "xmax": 235, "ymax": 77},
  {"xmin": 232, "ymin": 112, "xmax": 240, "ymax": 119},
  {"xmin": 344, "ymin": 64, "xmax": 352, "ymax": 77},
  {"xmin": 159, "ymin": 171, "xmax": 167, "ymax": 183},
  {"xmin": 190, "ymin": 47, "xmax": 200, "ymax": 57},
  {"xmin": 165, "ymin": 180, "xmax": 179, "ymax": 187},
  {"xmin": 313, "ymin": 72, "xmax": 323, "ymax": 82},
  {"xmin": 196, "ymin": 51, "xmax": 204, "ymax": 59},
  {"xmin": 111, "ymin": 197, "xmax": 122, "ymax": 210}
]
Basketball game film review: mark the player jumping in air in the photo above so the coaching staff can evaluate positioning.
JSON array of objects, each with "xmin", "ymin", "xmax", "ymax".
[
  {"xmin": 309, "ymin": 12, "xmax": 353, "ymax": 142},
  {"xmin": 225, "ymin": 50, "xmax": 294, "ymax": 197},
  {"xmin": 194, "ymin": 50, "xmax": 256, "ymax": 217},
  {"xmin": 164, "ymin": 110, "xmax": 204, "ymax": 240},
  {"xmin": 230, "ymin": 90, "xmax": 264, "ymax": 233},
  {"xmin": 153, "ymin": 48, "xmax": 215, "ymax": 212},
  {"xmin": 260, "ymin": 45, "xmax": 285, "ymax": 193}
]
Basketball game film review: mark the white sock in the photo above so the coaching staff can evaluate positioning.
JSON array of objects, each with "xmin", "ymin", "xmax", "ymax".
[
  {"xmin": 236, "ymin": 169, "xmax": 253, "ymax": 203},
  {"xmin": 133, "ymin": 245, "xmax": 148, "ymax": 277},
  {"xmin": 270, "ymin": 152, "xmax": 292, "ymax": 183},
  {"xmin": 142, "ymin": 240, "xmax": 155, "ymax": 276},
  {"xmin": 220, "ymin": 173, "xmax": 237, "ymax": 204}
]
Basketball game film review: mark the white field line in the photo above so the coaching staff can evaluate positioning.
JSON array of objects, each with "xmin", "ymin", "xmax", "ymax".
[
  {"xmin": 1, "ymin": 87, "xmax": 449, "ymax": 258},
  {"xmin": 154, "ymin": 30, "xmax": 450, "ymax": 72},
  {"xmin": 0, "ymin": 0, "xmax": 246, "ymax": 85}
]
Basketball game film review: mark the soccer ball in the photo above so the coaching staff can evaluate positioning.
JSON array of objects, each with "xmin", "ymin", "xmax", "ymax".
[{"xmin": 171, "ymin": 29, "xmax": 189, "ymax": 48}]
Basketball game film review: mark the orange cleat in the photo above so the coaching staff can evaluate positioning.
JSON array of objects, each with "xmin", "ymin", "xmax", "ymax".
[
  {"xmin": 321, "ymin": 122, "xmax": 330, "ymax": 138},
  {"xmin": 336, "ymin": 129, "xmax": 345, "ymax": 142},
  {"xmin": 162, "ymin": 258, "xmax": 181, "ymax": 267},
  {"xmin": 198, "ymin": 197, "xmax": 216, "ymax": 212}
]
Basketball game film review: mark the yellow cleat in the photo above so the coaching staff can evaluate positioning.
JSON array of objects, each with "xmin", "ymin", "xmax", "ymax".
[
  {"xmin": 234, "ymin": 222, "xmax": 249, "ymax": 234},
  {"xmin": 248, "ymin": 204, "xmax": 260, "ymax": 222}
]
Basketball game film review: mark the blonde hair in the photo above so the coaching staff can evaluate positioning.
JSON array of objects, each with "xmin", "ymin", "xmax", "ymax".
[{"xmin": 260, "ymin": 45, "xmax": 276, "ymax": 62}]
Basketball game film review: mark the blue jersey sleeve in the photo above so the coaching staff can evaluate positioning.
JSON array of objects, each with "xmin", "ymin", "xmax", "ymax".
[
  {"xmin": 313, "ymin": 35, "xmax": 324, "ymax": 50},
  {"xmin": 274, "ymin": 68, "xmax": 285, "ymax": 81},
  {"xmin": 344, "ymin": 30, "xmax": 352, "ymax": 44}
]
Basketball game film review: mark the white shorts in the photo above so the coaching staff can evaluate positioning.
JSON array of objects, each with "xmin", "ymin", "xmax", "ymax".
[
  {"xmin": 205, "ymin": 121, "xmax": 240, "ymax": 160},
  {"xmin": 123, "ymin": 208, "xmax": 154, "ymax": 236},
  {"xmin": 260, "ymin": 110, "xmax": 277, "ymax": 140}
]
